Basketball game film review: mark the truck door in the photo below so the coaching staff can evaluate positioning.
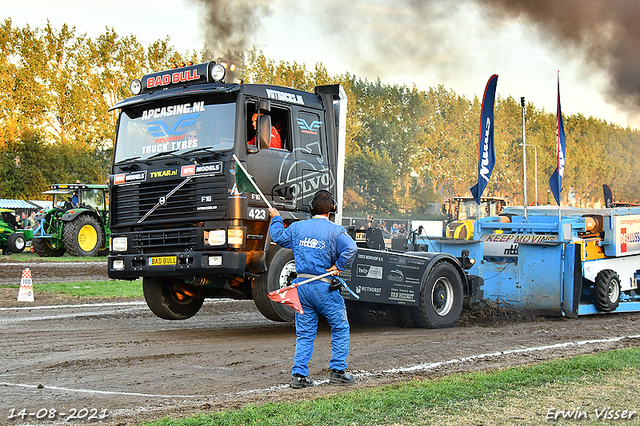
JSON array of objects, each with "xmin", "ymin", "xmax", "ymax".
[
  {"xmin": 245, "ymin": 101, "xmax": 296, "ymax": 210},
  {"xmin": 293, "ymin": 110, "xmax": 332, "ymax": 210}
]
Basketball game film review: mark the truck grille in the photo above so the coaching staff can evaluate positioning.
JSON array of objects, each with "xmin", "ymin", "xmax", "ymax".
[
  {"xmin": 131, "ymin": 228, "xmax": 199, "ymax": 253},
  {"xmin": 112, "ymin": 177, "xmax": 227, "ymax": 227}
]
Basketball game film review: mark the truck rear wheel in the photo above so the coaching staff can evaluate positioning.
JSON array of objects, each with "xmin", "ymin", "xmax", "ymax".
[
  {"xmin": 413, "ymin": 262, "xmax": 463, "ymax": 328},
  {"xmin": 31, "ymin": 237, "xmax": 66, "ymax": 257},
  {"xmin": 7, "ymin": 233, "xmax": 26, "ymax": 253},
  {"xmin": 63, "ymin": 215, "xmax": 103, "ymax": 257},
  {"xmin": 593, "ymin": 269, "xmax": 621, "ymax": 312},
  {"xmin": 143, "ymin": 277, "xmax": 203, "ymax": 320},
  {"xmin": 252, "ymin": 246, "xmax": 296, "ymax": 322}
]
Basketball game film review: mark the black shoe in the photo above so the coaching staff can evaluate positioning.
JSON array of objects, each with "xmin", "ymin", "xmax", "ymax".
[
  {"xmin": 291, "ymin": 375, "xmax": 313, "ymax": 389},
  {"xmin": 329, "ymin": 370, "xmax": 355, "ymax": 385}
]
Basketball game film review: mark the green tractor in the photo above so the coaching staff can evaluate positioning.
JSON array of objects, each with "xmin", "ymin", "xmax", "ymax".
[
  {"xmin": 32, "ymin": 184, "xmax": 110, "ymax": 257},
  {"xmin": 0, "ymin": 209, "xmax": 32, "ymax": 255}
]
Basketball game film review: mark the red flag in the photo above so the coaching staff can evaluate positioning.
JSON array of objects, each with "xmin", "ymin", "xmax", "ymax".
[{"xmin": 268, "ymin": 285, "xmax": 304, "ymax": 315}]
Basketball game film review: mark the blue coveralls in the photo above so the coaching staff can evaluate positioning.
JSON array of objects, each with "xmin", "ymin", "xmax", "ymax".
[{"xmin": 269, "ymin": 215, "xmax": 358, "ymax": 377}]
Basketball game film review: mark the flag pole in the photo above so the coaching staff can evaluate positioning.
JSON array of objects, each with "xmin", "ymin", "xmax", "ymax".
[
  {"xmin": 289, "ymin": 271, "xmax": 335, "ymax": 288},
  {"xmin": 521, "ymin": 96, "xmax": 528, "ymax": 220},
  {"xmin": 556, "ymin": 72, "xmax": 562, "ymax": 223},
  {"xmin": 232, "ymin": 153, "xmax": 274, "ymax": 210}
]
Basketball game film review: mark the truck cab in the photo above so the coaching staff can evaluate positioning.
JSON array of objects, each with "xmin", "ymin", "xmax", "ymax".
[{"xmin": 108, "ymin": 62, "xmax": 346, "ymax": 321}]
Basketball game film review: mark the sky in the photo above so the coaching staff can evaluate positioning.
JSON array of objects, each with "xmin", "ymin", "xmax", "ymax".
[{"xmin": 3, "ymin": 0, "xmax": 639, "ymax": 130}]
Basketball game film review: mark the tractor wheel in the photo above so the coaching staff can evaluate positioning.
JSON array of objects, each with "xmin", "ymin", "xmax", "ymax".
[
  {"xmin": 63, "ymin": 215, "xmax": 103, "ymax": 257},
  {"xmin": 7, "ymin": 233, "xmax": 26, "ymax": 254},
  {"xmin": 31, "ymin": 237, "xmax": 66, "ymax": 257},
  {"xmin": 252, "ymin": 246, "xmax": 297, "ymax": 322},
  {"xmin": 413, "ymin": 262, "xmax": 464, "ymax": 329},
  {"xmin": 593, "ymin": 269, "xmax": 621, "ymax": 312},
  {"xmin": 143, "ymin": 277, "xmax": 203, "ymax": 320}
]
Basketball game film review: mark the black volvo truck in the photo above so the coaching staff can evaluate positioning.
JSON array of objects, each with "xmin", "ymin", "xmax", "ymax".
[{"xmin": 108, "ymin": 62, "xmax": 481, "ymax": 328}]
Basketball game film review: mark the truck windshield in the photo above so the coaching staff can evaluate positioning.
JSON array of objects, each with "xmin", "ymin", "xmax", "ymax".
[{"xmin": 113, "ymin": 101, "xmax": 235, "ymax": 164}]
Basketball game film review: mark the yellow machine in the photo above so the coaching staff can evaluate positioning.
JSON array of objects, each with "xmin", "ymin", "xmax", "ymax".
[{"xmin": 444, "ymin": 196, "xmax": 506, "ymax": 239}]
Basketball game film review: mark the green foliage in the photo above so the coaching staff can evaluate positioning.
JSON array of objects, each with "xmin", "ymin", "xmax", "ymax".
[
  {"xmin": 0, "ymin": 20, "xmax": 198, "ymax": 199},
  {"xmin": 1, "ymin": 21, "xmax": 639, "ymax": 210},
  {"xmin": 344, "ymin": 147, "xmax": 396, "ymax": 214}
]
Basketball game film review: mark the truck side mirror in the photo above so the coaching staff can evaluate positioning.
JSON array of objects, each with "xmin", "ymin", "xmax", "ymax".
[{"xmin": 258, "ymin": 115, "xmax": 272, "ymax": 149}]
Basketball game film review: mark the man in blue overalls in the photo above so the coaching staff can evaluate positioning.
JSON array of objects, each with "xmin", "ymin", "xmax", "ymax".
[{"xmin": 269, "ymin": 190, "xmax": 358, "ymax": 389}]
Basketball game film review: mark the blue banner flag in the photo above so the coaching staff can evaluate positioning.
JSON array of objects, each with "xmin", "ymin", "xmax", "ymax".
[
  {"xmin": 470, "ymin": 74, "xmax": 499, "ymax": 204},
  {"xmin": 549, "ymin": 73, "xmax": 566, "ymax": 205}
]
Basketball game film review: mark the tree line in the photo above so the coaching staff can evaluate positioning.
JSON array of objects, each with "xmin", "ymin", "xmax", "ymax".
[{"xmin": 2, "ymin": 21, "xmax": 639, "ymax": 217}]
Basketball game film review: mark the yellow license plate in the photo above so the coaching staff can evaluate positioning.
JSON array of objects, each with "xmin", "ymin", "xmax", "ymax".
[{"xmin": 148, "ymin": 256, "xmax": 177, "ymax": 266}]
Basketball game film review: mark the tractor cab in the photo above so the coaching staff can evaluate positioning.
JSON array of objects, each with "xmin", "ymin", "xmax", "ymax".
[{"xmin": 444, "ymin": 196, "xmax": 506, "ymax": 240}]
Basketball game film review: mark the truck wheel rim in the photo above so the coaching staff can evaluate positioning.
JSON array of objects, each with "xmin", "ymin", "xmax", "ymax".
[
  {"xmin": 278, "ymin": 260, "xmax": 297, "ymax": 289},
  {"xmin": 432, "ymin": 277, "xmax": 454, "ymax": 316},
  {"xmin": 78, "ymin": 224, "xmax": 98, "ymax": 252},
  {"xmin": 171, "ymin": 283, "xmax": 195, "ymax": 304}
]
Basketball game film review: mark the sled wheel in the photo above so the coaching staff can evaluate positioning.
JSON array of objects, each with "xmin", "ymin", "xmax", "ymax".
[
  {"xmin": 593, "ymin": 269, "xmax": 621, "ymax": 312},
  {"xmin": 413, "ymin": 262, "xmax": 464, "ymax": 328},
  {"xmin": 143, "ymin": 277, "xmax": 203, "ymax": 320},
  {"xmin": 252, "ymin": 246, "xmax": 296, "ymax": 322}
]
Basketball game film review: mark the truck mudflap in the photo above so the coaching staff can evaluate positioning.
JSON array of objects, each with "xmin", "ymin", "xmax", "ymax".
[
  {"xmin": 108, "ymin": 250, "xmax": 247, "ymax": 280},
  {"xmin": 466, "ymin": 274, "xmax": 484, "ymax": 305}
]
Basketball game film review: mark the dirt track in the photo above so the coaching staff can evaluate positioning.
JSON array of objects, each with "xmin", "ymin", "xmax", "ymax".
[{"xmin": 1, "ymin": 259, "xmax": 639, "ymax": 425}]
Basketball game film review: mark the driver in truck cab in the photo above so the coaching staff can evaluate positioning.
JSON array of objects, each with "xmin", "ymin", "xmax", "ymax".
[{"xmin": 248, "ymin": 112, "xmax": 281, "ymax": 149}]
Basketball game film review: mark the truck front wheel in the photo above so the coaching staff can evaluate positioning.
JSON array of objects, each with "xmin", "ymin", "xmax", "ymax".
[
  {"xmin": 413, "ymin": 262, "xmax": 464, "ymax": 328},
  {"xmin": 64, "ymin": 215, "xmax": 103, "ymax": 257},
  {"xmin": 593, "ymin": 269, "xmax": 621, "ymax": 312},
  {"xmin": 143, "ymin": 277, "xmax": 203, "ymax": 320},
  {"xmin": 252, "ymin": 246, "xmax": 296, "ymax": 322}
]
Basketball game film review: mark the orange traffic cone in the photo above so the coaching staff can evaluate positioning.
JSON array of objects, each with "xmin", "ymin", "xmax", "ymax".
[{"xmin": 17, "ymin": 268, "xmax": 34, "ymax": 302}]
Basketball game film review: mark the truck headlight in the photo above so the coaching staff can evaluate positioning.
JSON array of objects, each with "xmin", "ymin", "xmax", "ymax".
[
  {"xmin": 210, "ymin": 63, "xmax": 226, "ymax": 82},
  {"xmin": 227, "ymin": 229, "xmax": 244, "ymax": 245},
  {"xmin": 206, "ymin": 230, "xmax": 226, "ymax": 246},
  {"xmin": 112, "ymin": 237, "xmax": 128, "ymax": 252},
  {"xmin": 130, "ymin": 79, "xmax": 142, "ymax": 95},
  {"xmin": 208, "ymin": 256, "xmax": 222, "ymax": 266},
  {"xmin": 112, "ymin": 259, "xmax": 125, "ymax": 270}
]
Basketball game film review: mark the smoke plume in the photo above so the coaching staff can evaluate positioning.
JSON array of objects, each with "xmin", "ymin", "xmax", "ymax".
[
  {"xmin": 188, "ymin": 0, "xmax": 274, "ymax": 82},
  {"xmin": 189, "ymin": 0, "xmax": 640, "ymax": 119},
  {"xmin": 477, "ymin": 0, "xmax": 640, "ymax": 113}
]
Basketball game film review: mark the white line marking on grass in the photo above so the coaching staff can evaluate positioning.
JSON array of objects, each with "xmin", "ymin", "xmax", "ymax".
[
  {"xmin": 0, "ymin": 308, "xmax": 147, "ymax": 323},
  {"xmin": 0, "ymin": 301, "xmax": 147, "ymax": 311},
  {"xmin": 0, "ymin": 382, "xmax": 198, "ymax": 399},
  {"xmin": 380, "ymin": 334, "xmax": 640, "ymax": 374},
  {"xmin": 0, "ymin": 299, "xmax": 225, "ymax": 312}
]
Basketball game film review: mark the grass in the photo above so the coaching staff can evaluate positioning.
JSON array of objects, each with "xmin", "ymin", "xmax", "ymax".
[
  {"xmin": 144, "ymin": 347, "xmax": 640, "ymax": 426},
  {"xmin": 2, "ymin": 279, "xmax": 143, "ymax": 298},
  {"xmin": 1, "ymin": 251, "xmax": 107, "ymax": 262}
]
